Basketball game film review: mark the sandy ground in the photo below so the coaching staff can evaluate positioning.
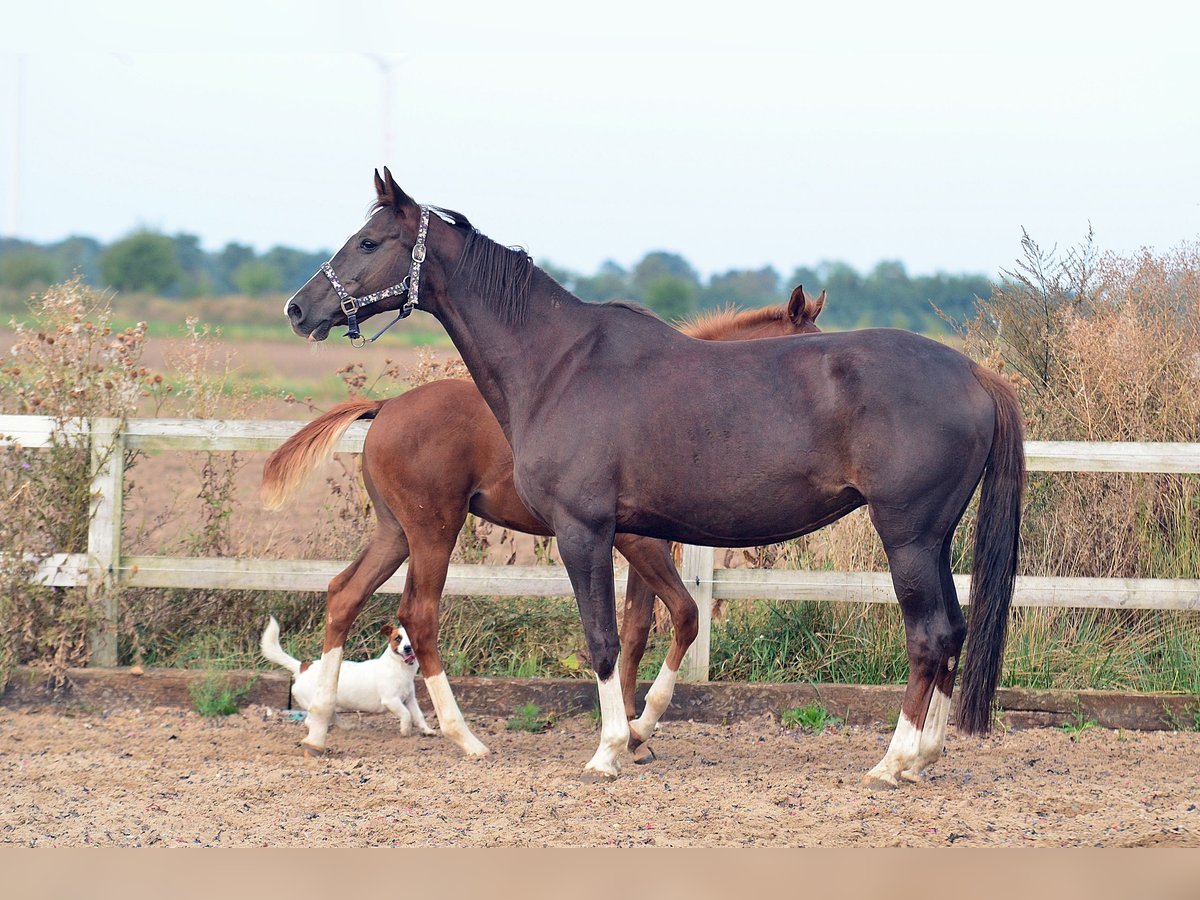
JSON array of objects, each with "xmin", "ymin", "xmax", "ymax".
[{"xmin": 2, "ymin": 705, "xmax": 1197, "ymax": 847}]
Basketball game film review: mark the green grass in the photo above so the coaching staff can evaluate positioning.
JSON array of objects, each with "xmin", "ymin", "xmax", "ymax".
[
  {"xmin": 189, "ymin": 671, "xmax": 255, "ymax": 717},
  {"xmin": 781, "ymin": 702, "xmax": 842, "ymax": 733},
  {"xmin": 1059, "ymin": 708, "xmax": 1098, "ymax": 740},
  {"xmin": 506, "ymin": 702, "xmax": 554, "ymax": 732}
]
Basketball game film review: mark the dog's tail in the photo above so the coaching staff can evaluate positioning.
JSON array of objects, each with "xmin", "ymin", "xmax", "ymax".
[
  {"xmin": 260, "ymin": 616, "xmax": 302, "ymax": 675},
  {"xmin": 260, "ymin": 398, "xmax": 383, "ymax": 510}
]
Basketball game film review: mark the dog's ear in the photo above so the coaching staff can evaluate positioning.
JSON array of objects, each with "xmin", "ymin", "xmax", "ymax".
[{"xmin": 379, "ymin": 623, "xmax": 397, "ymax": 638}]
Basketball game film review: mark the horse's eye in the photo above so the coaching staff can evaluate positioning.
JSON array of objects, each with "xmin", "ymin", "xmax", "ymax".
[{"xmin": 359, "ymin": 238, "xmax": 379, "ymax": 253}]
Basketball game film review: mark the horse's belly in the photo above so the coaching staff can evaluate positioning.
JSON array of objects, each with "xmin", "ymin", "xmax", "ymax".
[{"xmin": 617, "ymin": 484, "xmax": 864, "ymax": 547}]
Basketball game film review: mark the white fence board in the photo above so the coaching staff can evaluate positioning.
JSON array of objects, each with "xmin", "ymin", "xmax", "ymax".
[{"xmin": 2, "ymin": 414, "xmax": 1199, "ymax": 679}]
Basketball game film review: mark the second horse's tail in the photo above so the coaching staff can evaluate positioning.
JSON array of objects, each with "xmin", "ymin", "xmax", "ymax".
[{"xmin": 260, "ymin": 398, "xmax": 383, "ymax": 510}]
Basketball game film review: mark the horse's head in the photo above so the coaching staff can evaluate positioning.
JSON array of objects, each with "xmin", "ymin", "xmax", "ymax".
[
  {"xmin": 786, "ymin": 284, "xmax": 825, "ymax": 335},
  {"xmin": 285, "ymin": 168, "xmax": 462, "ymax": 343}
]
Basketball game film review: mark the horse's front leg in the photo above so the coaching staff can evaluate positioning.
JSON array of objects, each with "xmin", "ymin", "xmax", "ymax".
[
  {"xmin": 397, "ymin": 534, "xmax": 490, "ymax": 758},
  {"xmin": 303, "ymin": 525, "xmax": 409, "ymax": 754},
  {"xmin": 557, "ymin": 518, "xmax": 627, "ymax": 781}
]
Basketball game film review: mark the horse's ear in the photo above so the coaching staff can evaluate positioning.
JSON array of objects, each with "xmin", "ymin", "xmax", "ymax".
[
  {"xmin": 381, "ymin": 166, "xmax": 418, "ymax": 217},
  {"xmin": 374, "ymin": 168, "xmax": 387, "ymax": 197},
  {"xmin": 807, "ymin": 288, "xmax": 826, "ymax": 322},
  {"xmin": 787, "ymin": 285, "xmax": 807, "ymax": 325}
]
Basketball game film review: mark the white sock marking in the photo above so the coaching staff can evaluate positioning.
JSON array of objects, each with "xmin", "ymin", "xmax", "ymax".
[
  {"xmin": 424, "ymin": 672, "xmax": 489, "ymax": 757},
  {"xmin": 302, "ymin": 646, "xmax": 343, "ymax": 749},
  {"xmin": 865, "ymin": 688, "xmax": 953, "ymax": 786},
  {"xmin": 585, "ymin": 670, "xmax": 629, "ymax": 778},
  {"xmin": 630, "ymin": 660, "xmax": 678, "ymax": 741}
]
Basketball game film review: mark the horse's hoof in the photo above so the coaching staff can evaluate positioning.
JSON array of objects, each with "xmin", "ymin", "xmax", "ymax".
[
  {"xmin": 581, "ymin": 769, "xmax": 619, "ymax": 784},
  {"xmin": 627, "ymin": 728, "xmax": 645, "ymax": 752},
  {"xmin": 632, "ymin": 742, "xmax": 657, "ymax": 766},
  {"xmin": 860, "ymin": 772, "xmax": 899, "ymax": 790},
  {"xmin": 300, "ymin": 742, "xmax": 327, "ymax": 759}
]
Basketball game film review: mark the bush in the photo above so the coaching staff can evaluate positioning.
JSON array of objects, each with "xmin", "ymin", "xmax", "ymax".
[{"xmin": 0, "ymin": 280, "xmax": 157, "ymax": 688}]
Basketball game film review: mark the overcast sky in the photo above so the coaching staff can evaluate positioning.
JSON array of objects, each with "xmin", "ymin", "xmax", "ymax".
[{"xmin": 3, "ymin": 1, "xmax": 1198, "ymax": 279}]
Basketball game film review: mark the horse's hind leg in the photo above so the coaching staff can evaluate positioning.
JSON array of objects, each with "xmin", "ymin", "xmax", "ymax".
[
  {"xmin": 615, "ymin": 535, "xmax": 699, "ymax": 754},
  {"xmin": 617, "ymin": 567, "xmax": 656, "ymax": 723},
  {"xmin": 301, "ymin": 524, "xmax": 409, "ymax": 755},
  {"xmin": 864, "ymin": 535, "xmax": 966, "ymax": 788}
]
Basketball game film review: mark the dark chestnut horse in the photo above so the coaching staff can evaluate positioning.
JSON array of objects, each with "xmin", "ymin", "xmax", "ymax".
[
  {"xmin": 262, "ymin": 291, "xmax": 824, "ymax": 758},
  {"xmin": 285, "ymin": 170, "xmax": 1024, "ymax": 786}
]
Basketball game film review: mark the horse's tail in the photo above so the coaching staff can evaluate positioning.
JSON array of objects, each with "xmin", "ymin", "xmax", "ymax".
[
  {"xmin": 260, "ymin": 398, "xmax": 383, "ymax": 510},
  {"xmin": 957, "ymin": 365, "xmax": 1026, "ymax": 734},
  {"xmin": 260, "ymin": 616, "xmax": 302, "ymax": 675}
]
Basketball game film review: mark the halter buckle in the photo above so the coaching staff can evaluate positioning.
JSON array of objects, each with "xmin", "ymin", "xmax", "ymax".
[{"xmin": 339, "ymin": 296, "xmax": 358, "ymax": 317}]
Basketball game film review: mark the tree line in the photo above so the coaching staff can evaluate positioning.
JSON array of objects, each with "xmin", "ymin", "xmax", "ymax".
[{"xmin": 0, "ymin": 232, "xmax": 993, "ymax": 332}]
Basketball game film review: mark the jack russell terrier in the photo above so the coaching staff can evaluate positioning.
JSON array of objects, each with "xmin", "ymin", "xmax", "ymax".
[{"xmin": 260, "ymin": 616, "xmax": 436, "ymax": 736}]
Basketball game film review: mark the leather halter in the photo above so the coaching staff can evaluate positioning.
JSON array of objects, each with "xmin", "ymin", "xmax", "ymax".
[{"xmin": 321, "ymin": 205, "xmax": 431, "ymax": 347}]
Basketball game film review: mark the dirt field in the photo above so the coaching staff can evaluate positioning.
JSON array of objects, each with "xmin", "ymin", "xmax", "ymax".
[{"xmin": 2, "ymin": 705, "xmax": 1197, "ymax": 847}]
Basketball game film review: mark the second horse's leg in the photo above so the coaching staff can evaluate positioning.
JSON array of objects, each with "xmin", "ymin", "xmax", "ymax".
[
  {"xmin": 302, "ymin": 524, "xmax": 409, "ymax": 754},
  {"xmin": 397, "ymin": 533, "xmax": 490, "ymax": 758},
  {"xmin": 615, "ymin": 535, "xmax": 699, "ymax": 754}
]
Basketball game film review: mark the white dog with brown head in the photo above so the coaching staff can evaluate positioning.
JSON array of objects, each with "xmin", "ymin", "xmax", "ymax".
[{"xmin": 261, "ymin": 616, "xmax": 435, "ymax": 736}]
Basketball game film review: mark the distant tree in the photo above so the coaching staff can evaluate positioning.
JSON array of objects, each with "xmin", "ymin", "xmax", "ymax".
[
  {"xmin": 217, "ymin": 242, "xmax": 256, "ymax": 293},
  {"xmin": 538, "ymin": 259, "xmax": 577, "ymax": 292},
  {"xmin": 632, "ymin": 251, "xmax": 699, "ymax": 298},
  {"xmin": 702, "ymin": 266, "xmax": 781, "ymax": 310},
  {"xmin": 232, "ymin": 260, "xmax": 283, "ymax": 297},
  {"xmin": 263, "ymin": 246, "xmax": 330, "ymax": 292},
  {"xmin": 50, "ymin": 236, "xmax": 103, "ymax": 283},
  {"xmin": 99, "ymin": 231, "xmax": 182, "ymax": 293},
  {"xmin": 0, "ymin": 249, "xmax": 61, "ymax": 290},
  {"xmin": 575, "ymin": 260, "xmax": 631, "ymax": 302},
  {"xmin": 642, "ymin": 275, "xmax": 696, "ymax": 322}
]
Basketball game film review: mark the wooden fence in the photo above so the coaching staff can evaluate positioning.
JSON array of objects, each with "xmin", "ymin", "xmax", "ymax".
[{"xmin": 2, "ymin": 414, "xmax": 1199, "ymax": 680}]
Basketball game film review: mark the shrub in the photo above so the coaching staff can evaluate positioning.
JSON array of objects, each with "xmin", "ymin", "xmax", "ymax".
[{"xmin": 0, "ymin": 280, "xmax": 157, "ymax": 688}]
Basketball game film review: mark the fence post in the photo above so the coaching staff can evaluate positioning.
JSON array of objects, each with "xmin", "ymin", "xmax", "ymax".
[
  {"xmin": 87, "ymin": 417, "xmax": 124, "ymax": 667},
  {"xmin": 678, "ymin": 544, "xmax": 715, "ymax": 682}
]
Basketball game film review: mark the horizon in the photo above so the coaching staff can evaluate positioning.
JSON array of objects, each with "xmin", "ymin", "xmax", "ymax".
[{"xmin": 3, "ymin": 4, "xmax": 1198, "ymax": 281}]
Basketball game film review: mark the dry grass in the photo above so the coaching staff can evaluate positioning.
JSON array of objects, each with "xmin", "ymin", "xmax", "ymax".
[{"xmin": 4, "ymin": 238, "xmax": 1199, "ymax": 698}]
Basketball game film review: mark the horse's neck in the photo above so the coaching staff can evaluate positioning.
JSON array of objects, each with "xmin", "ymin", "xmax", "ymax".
[{"xmin": 434, "ymin": 269, "xmax": 589, "ymax": 439}]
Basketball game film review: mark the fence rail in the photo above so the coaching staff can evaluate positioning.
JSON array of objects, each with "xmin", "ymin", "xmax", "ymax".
[{"xmin": 4, "ymin": 414, "xmax": 1199, "ymax": 678}]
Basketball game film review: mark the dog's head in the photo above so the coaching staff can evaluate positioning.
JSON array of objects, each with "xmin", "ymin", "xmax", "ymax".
[{"xmin": 380, "ymin": 623, "xmax": 418, "ymax": 668}]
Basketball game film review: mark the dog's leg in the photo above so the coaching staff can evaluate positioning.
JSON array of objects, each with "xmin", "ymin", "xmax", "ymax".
[
  {"xmin": 404, "ymin": 691, "xmax": 437, "ymax": 736},
  {"xmin": 302, "ymin": 525, "xmax": 409, "ymax": 755},
  {"xmin": 383, "ymin": 697, "xmax": 414, "ymax": 736}
]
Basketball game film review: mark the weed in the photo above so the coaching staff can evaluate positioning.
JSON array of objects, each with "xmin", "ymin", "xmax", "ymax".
[
  {"xmin": 781, "ymin": 702, "xmax": 841, "ymax": 734},
  {"xmin": 189, "ymin": 671, "xmax": 255, "ymax": 717},
  {"xmin": 1059, "ymin": 708, "xmax": 1098, "ymax": 740},
  {"xmin": 506, "ymin": 702, "xmax": 554, "ymax": 733}
]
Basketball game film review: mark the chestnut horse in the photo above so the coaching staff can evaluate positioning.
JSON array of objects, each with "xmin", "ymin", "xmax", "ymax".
[
  {"xmin": 262, "ymin": 291, "xmax": 824, "ymax": 758},
  {"xmin": 285, "ymin": 170, "xmax": 1024, "ymax": 786}
]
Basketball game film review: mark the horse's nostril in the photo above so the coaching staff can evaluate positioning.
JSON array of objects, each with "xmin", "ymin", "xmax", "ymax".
[{"xmin": 286, "ymin": 302, "xmax": 304, "ymax": 325}]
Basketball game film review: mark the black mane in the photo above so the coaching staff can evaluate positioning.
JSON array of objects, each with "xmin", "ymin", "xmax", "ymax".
[{"xmin": 450, "ymin": 226, "xmax": 536, "ymax": 326}]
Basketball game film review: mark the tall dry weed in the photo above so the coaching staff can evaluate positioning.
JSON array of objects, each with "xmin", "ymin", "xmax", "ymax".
[{"xmin": 0, "ymin": 280, "xmax": 157, "ymax": 685}]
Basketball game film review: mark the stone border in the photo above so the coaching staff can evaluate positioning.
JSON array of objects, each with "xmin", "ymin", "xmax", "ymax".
[{"xmin": 3, "ymin": 667, "xmax": 1196, "ymax": 731}]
